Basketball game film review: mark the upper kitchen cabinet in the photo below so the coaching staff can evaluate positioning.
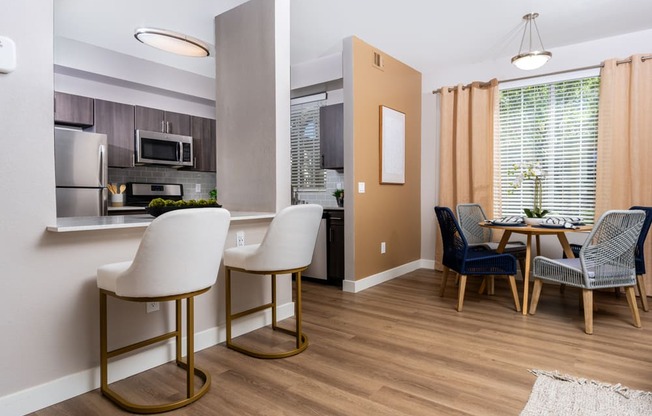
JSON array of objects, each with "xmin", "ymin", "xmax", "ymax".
[
  {"xmin": 92, "ymin": 99, "xmax": 135, "ymax": 168},
  {"xmin": 320, "ymin": 103, "xmax": 344, "ymax": 170},
  {"xmin": 191, "ymin": 116, "xmax": 216, "ymax": 172},
  {"xmin": 54, "ymin": 92, "xmax": 94, "ymax": 127},
  {"xmin": 135, "ymin": 105, "xmax": 191, "ymax": 136}
]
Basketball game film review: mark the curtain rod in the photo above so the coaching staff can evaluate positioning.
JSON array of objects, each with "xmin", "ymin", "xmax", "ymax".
[{"xmin": 431, "ymin": 55, "xmax": 652, "ymax": 94}]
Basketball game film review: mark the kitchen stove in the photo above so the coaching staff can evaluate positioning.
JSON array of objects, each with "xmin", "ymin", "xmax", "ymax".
[{"xmin": 125, "ymin": 182, "xmax": 183, "ymax": 206}]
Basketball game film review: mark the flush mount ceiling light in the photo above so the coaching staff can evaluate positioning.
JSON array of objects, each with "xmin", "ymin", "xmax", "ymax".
[
  {"xmin": 511, "ymin": 13, "xmax": 552, "ymax": 70},
  {"xmin": 134, "ymin": 28, "xmax": 210, "ymax": 57}
]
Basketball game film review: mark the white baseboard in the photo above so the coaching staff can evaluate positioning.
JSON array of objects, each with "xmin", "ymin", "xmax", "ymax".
[
  {"xmin": 342, "ymin": 259, "xmax": 432, "ymax": 293},
  {"xmin": 0, "ymin": 302, "xmax": 295, "ymax": 416}
]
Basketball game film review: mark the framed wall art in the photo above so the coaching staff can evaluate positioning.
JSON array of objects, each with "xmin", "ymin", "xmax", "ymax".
[{"xmin": 379, "ymin": 105, "xmax": 405, "ymax": 184}]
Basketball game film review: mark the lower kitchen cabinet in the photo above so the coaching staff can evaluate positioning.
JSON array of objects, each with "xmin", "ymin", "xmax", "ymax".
[{"xmin": 326, "ymin": 209, "xmax": 344, "ymax": 281}]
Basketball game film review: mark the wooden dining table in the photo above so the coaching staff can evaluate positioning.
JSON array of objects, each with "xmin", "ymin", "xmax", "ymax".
[{"xmin": 480, "ymin": 222, "xmax": 592, "ymax": 315}]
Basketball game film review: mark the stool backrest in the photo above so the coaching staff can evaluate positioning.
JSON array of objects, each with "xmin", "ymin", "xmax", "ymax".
[
  {"xmin": 117, "ymin": 208, "xmax": 231, "ymax": 297},
  {"xmin": 246, "ymin": 204, "xmax": 323, "ymax": 271}
]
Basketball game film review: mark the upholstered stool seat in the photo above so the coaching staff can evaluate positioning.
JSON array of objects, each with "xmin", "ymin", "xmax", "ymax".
[
  {"xmin": 97, "ymin": 208, "xmax": 230, "ymax": 414},
  {"xmin": 224, "ymin": 204, "xmax": 323, "ymax": 359}
]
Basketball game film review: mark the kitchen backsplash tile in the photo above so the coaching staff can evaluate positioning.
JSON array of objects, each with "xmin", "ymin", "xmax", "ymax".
[
  {"xmin": 109, "ymin": 166, "xmax": 216, "ymax": 201},
  {"xmin": 296, "ymin": 169, "xmax": 344, "ymax": 208},
  {"xmin": 110, "ymin": 167, "xmax": 342, "ymax": 207}
]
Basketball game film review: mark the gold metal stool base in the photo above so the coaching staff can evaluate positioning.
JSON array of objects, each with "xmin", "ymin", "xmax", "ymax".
[
  {"xmin": 100, "ymin": 362, "xmax": 210, "ymax": 414},
  {"xmin": 100, "ymin": 288, "xmax": 211, "ymax": 414},
  {"xmin": 227, "ymin": 329, "xmax": 309, "ymax": 359},
  {"xmin": 226, "ymin": 267, "xmax": 308, "ymax": 359}
]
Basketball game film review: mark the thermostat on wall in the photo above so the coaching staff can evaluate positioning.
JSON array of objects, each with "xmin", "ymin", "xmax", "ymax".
[{"xmin": 0, "ymin": 36, "xmax": 17, "ymax": 74}]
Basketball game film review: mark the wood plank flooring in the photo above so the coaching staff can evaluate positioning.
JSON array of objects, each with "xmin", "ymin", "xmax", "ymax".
[{"xmin": 31, "ymin": 269, "xmax": 652, "ymax": 415}]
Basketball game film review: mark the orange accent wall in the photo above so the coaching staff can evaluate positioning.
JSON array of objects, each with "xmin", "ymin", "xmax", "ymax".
[{"xmin": 350, "ymin": 37, "xmax": 422, "ymax": 280}]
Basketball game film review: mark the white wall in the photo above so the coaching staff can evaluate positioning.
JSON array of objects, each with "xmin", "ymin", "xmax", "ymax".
[
  {"xmin": 0, "ymin": 1, "xmax": 286, "ymax": 414},
  {"xmin": 420, "ymin": 28, "xmax": 652, "ymax": 261}
]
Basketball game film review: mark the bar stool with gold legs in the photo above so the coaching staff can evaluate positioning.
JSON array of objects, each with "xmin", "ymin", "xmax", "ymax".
[
  {"xmin": 224, "ymin": 204, "xmax": 323, "ymax": 359},
  {"xmin": 97, "ymin": 208, "xmax": 230, "ymax": 414}
]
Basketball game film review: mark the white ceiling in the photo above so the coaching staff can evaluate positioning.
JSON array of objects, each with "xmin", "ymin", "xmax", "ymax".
[{"xmin": 54, "ymin": 0, "xmax": 652, "ymax": 79}]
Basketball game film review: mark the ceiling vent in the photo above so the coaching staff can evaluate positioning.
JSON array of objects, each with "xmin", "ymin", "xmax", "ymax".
[{"xmin": 373, "ymin": 51, "xmax": 384, "ymax": 69}]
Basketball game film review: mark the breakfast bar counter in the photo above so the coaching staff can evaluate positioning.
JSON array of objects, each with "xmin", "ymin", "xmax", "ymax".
[{"xmin": 47, "ymin": 211, "xmax": 276, "ymax": 233}]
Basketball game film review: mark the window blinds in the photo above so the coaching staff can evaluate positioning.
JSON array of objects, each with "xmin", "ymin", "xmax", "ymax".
[
  {"xmin": 495, "ymin": 77, "xmax": 600, "ymax": 221},
  {"xmin": 290, "ymin": 100, "xmax": 326, "ymax": 189}
]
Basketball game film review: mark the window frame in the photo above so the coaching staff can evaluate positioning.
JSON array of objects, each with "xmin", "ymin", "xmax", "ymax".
[
  {"xmin": 494, "ymin": 70, "xmax": 601, "ymax": 222},
  {"xmin": 290, "ymin": 95, "xmax": 327, "ymax": 190}
]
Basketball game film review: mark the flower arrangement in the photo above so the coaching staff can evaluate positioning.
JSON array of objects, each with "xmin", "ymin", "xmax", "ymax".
[{"xmin": 507, "ymin": 161, "xmax": 549, "ymax": 218}]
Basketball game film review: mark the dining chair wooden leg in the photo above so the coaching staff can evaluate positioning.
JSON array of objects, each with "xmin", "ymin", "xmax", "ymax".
[
  {"xmin": 518, "ymin": 259, "xmax": 526, "ymax": 280},
  {"xmin": 488, "ymin": 276, "xmax": 495, "ymax": 295},
  {"xmin": 582, "ymin": 289, "xmax": 593, "ymax": 335},
  {"xmin": 507, "ymin": 275, "xmax": 521, "ymax": 312},
  {"xmin": 529, "ymin": 279, "xmax": 543, "ymax": 315},
  {"xmin": 636, "ymin": 275, "xmax": 649, "ymax": 312},
  {"xmin": 478, "ymin": 278, "xmax": 486, "ymax": 294},
  {"xmin": 439, "ymin": 267, "xmax": 450, "ymax": 297},
  {"xmin": 456, "ymin": 275, "xmax": 468, "ymax": 312},
  {"xmin": 625, "ymin": 286, "xmax": 642, "ymax": 328}
]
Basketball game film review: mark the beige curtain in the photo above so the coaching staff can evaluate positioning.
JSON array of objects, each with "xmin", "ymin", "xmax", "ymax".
[
  {"xmin": 595, "ymin": 54, "xmax": 652, "ymax": 295},
  {"xmin": 436, "ymin": 79, "xmax": 498, "ymax": 269}
]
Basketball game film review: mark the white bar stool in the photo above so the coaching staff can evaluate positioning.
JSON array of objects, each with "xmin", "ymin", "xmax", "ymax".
[
  {"xmin": 224, "ymin": 204, "xmax": 323, "ymax": 359},
  {"xmin": 96, "ymin": 208, "xmax": 230, "ymax": 413}
]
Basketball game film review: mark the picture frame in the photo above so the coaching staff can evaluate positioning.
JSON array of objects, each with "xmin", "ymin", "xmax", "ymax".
[{"xmin": 379, "ymin": 105, "xmax": 405, "ymax": 184}]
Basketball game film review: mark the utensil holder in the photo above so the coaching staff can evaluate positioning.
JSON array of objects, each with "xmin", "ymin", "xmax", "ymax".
[{"xmin": 111, "ymin": 194, "xmax": 125, "ymax": 207}]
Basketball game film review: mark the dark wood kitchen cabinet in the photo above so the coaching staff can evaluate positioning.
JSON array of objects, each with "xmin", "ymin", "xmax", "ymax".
[
  {"xmin": 54, "ymin": 92, "xmax": 94, "ymax": 127},
  {"xmin": 190, "ymin": 116, "xmax": 216, "ymax": 172},
  {"xmin": 326, "ymin": 209, "xmax": 344, "ymax": 281},
  {"xmin": 320, "ymin": 103, "xmax": 343, "ymax": 170},
  {"xmin": 135, "ymin": 105, "xmax": 191, "ymax": 136},
  {"xmin": 92, "ymin": 99, "xmax": 135, "ymax": 168}
]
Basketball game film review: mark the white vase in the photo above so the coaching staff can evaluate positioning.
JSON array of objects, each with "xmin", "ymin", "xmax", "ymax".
[{"xmin": 524, "ymin": 217, "xmax": 543, "ymax": 226}]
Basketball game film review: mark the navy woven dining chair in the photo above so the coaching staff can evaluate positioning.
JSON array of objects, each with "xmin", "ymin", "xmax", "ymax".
[
  {"xmin": 435, "ymin": 206, "xmax": 520, "ymax": 312},
  {"xmin": 569, "ymin": 206, "xmax": 652, "ymax": 311}
]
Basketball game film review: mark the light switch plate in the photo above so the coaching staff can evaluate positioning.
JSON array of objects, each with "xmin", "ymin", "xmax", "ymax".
[
  {"xmin": 0, "ymin": 36, "xmax": 16, "ymax": 74},
  {"xmin": 358, "ymin": 182, "xmax": 366, "ymax": 193}
]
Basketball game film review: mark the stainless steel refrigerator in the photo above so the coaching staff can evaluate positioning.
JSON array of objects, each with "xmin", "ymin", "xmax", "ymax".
[{"xmin": 54, "ymin": 127, "xmax": 108, "ymax": 217}]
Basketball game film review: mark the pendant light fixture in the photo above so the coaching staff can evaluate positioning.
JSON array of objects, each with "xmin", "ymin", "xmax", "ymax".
[
  {"xmin": 134, "ymin": 28, "xmax": 210, "ymax": 57},
  {"xmin": 511, "ymin": 13, "xmax": 552, "ymax": 70}
]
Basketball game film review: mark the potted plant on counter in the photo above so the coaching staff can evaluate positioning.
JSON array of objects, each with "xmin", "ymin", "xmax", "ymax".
[{"xmin": 332, "ymin": 189, "xmax": 344, "ymax": 207}]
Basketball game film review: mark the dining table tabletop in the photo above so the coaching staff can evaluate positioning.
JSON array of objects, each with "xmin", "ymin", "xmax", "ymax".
[{"xmin": 479, "ymin": 222, "xmax": 592, "ymax": 315}]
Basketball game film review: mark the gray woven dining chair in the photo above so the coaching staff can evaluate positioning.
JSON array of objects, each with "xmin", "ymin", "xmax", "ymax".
[
  {"xmin": 456, "ymin": 203, "xmax": 527, "ymax": 276},
  {"xmin": 529, "ymin": 210, "xmax": 646, "ymax": 334}
]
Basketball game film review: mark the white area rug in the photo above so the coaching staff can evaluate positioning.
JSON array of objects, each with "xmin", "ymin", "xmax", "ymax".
[{"xmin": 521, "ymin": 369, "xmax": 652, "ymax": 416}]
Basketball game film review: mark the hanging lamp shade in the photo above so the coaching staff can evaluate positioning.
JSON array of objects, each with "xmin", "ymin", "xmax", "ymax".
[
  {"xmin": 134, "ymin": 28, "xmax": 210, "ymax": 57},
  {"xmin": 511, "ymin": 13, "xmax": 552, "ymax": 70}
]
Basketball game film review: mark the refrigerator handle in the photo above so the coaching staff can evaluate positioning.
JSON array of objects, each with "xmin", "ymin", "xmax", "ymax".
[
  {"xmin": 101, "ymin": 187, "xmax": 109, "ymax": 216},
  {"xmin": 98, "ymin": 144, "xmax": 106, "ymax": 186},
  {"xmin": 177, "ymin": 142, "xmax": 181, "ymax": 163}
]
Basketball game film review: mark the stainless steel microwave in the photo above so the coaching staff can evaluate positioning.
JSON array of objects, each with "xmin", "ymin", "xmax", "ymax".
[{"xmin": 135, "ymin": 129, "xmax": 193, "ymax": 167}]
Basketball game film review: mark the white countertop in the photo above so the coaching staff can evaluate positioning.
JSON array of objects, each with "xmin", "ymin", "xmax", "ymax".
[
  {"xmin": 47, "ymin": 211, "xmax": 276, "ymax": 233},
  {"xmin": 107, "ymin": 205, "xmax": 147, "ymax": 211}
]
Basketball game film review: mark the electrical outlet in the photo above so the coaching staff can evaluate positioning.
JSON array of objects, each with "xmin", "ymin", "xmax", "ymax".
[
  {"xmin": 146, "ymin": 302, "xmax": 159, "ymax": 313},
  {"xmin": 381, "ymin": 242, "xmax": 386, "ymax": 254},
  {"xmin": 195, "ymin": 183, "xmax": 201, "ymax": 192},
  {"xmin": 236, "ymin": 231, "xmax": 245, "ymax": 247}
]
